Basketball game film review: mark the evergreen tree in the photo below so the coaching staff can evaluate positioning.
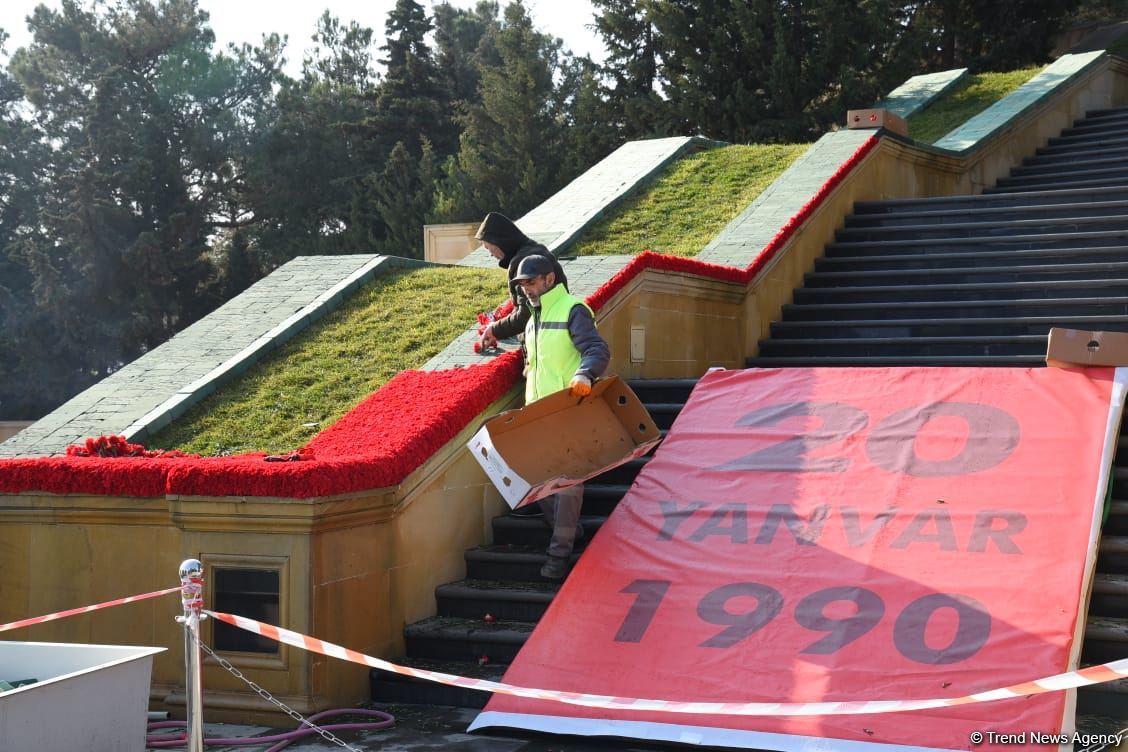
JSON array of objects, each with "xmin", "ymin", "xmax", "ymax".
[
  {"xmin": 6, "ymin": 0, "xmax": 280, "ymax": 416},
  {"xmin": 373, "ymin": 0, "xmax": 455, "ymax": 158},
  {"xmin": 646, "ymin": 0, "xmax": 904, "ymax": 142},
  {"xmin": 439, "ymin": 1, "xmax": 572, "ymax": 220},
  {"xmin": 371, "ymin": 140, "xmax": 439, "ymax": 258},
  {"xmin": 0, "ymin": 30, "xmax": 52, "ymax": 419},
  {"xmin": 590, "ymin": 0, "xmax": 672, "ymax": 137},
  {"xmin": 559, "ymin": 55, "xmax": 623, "ymax": 173},
  {"xmin": 433, "ymin": 2, "xmax": 500, "ymax": 109},
  {"xmin": 907, "ymin": 0, "xmax": 1084, "ymax": 71},
  {"xmin": 240, "ymin": 12, "xmax": 381, "ymax": 264}
]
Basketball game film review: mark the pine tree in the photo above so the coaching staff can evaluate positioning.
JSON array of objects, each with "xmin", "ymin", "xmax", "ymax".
[
  {"xmin": 373, "ymin": 0, "xmax": 455, "ymax": 158},
  {"xmin": 240, "ymin": 12, "xmax": 381, "ymax": 264},
  {"xmin": 433, "ymin": 2, "xmax": 500, "ymax": 109},
  {"xmin": 590, "ymin": 0, "xmax": 672, "ymax": 137},
  {"xmin": 440, "ymin": 1, "xmax": 570, "ymax": 220},
  {"xmin": 7, "ymin": 0, "xmax": 280, "ymax": 415},
  {"xmin": 371, "ymin": 140, "xmax": 439, "ymax": 258},
  {"xmin": 559, "ymin": 55, "xmax": 623, "ymax": 173}
]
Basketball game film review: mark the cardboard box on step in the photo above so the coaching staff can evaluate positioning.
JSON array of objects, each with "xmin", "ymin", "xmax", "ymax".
[
  {"xmin": 1045, "ymin": 327, "xmax": 1128, "ymax": 367},
  {"xmin": 467, "ymin": 375, "xmax": 663, "ymax": 510}
]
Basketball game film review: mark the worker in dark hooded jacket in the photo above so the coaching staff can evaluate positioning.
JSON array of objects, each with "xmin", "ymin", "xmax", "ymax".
[{"xmin": 476, "ymin": 212, "xmax": 569, "ymax": 350}]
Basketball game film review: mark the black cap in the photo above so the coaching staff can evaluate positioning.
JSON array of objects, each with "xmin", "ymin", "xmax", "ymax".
[{"xmin": 512, "ymin": 254, "xmax": 555, "ymax": 281}]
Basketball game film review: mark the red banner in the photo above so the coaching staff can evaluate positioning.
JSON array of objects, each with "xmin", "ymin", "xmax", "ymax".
[{"xmin": 472, "ymin": 367, "xmax": 1125, "ymax": 751}]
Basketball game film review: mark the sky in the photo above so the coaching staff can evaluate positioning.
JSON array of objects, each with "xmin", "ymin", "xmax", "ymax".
[{"xmin": 0, "ymin": 0, "xmax": 607, "ymax": 76}]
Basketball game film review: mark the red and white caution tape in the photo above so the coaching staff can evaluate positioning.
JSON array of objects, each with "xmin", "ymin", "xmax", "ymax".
[
  {"xmin": 206, "ymin": 609, "xmax": 1128, "ymax": 717},
  {"xmin": 0, "ymin": 586, "xmax": 180, "ymax": 633}
]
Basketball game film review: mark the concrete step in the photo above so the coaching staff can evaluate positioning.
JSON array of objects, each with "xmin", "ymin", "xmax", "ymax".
[
  {"xmin": 639, "ymin": 403, "xmax": 684, "ymax": 431},
  {"xmin": 987, "ymin": 175, "xmax": 1128, "ymax": 193},
  {"xmin": 403, "ymin": 616, "xmax": 533, "ymax": 664},
  {"xmin": 626, "ymin": 378, "xmax": 698, "ymax": 404},
  {"xmin": 825, "ymin": 230, "xmax": 1128, "ymax": 257},
  {"xmin": 805, "ymin": 261, "xmax": 1128, "ymax": 287},
  {"xmin": 770, "ymin": 316, "xmax": 1128, "ymax": 339},
  {"xmin": 1003, "ymin": 164, "xmax": 1128, "ymax": 184},
  {"xmin": 1045, "ymin": 132, "xmax": 1128, "ymax": 149},
  {"xmin": 494, "ymin": 511, "xmax": 609, "ymax": 547},
  {"xmin": 465, "ymin": 545, "xmax": 583, "ymax": 582},
  {"xmin": 1025, "ymin": 146, "xmax": 1128, "ymax": 168},
  {"xmin": 791, "ymin": 279, "xmax": 1128, "ymax": 304},
  {"xmin": 435, "ymin": 579, "xmax": 558, "ymax": 622},
  {"xmin": 757, "ymin": 335, "xmax": 1047, "ymax": 358},
  {"xmin": 1020, "ymin": 152, "xmax": 1128, "ymax": 175},
  {"xmin": 816, "ymin": 245, "xmax": 1128, "ymax": 271},
  {"xmin": 835, "ymin": 215, "xmax": 1128, "ymax": 243},
  {"xmin": 1082, "ymin": 616, "xmax": 1128, "ymax": 666},
  {"xmin": 844, "ymin": 199, "xmax": 1128, "ymax": 227},
  {"xmin": 492, "ymin": 513, "xmax": 608, "ymax": 548},
  {"xmin": 853, "ymin": 186, "xmax": 1128, "ymax": 214},
  {"xmin": 781, "ymin": 296, "xmax": 1128, "ymax": 321},
  {"xmin": 1079, "ymin": 106, "xmax": 1128, "ymax": 120},
  {"xmin": 1053, "ymin": 119, "xmax": 1128, "ymax": 138}
]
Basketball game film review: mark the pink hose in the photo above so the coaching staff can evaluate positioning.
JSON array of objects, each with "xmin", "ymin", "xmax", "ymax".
[{"xmin": 146, "ymin": 708, "xmax": 395, "ymax": 751}]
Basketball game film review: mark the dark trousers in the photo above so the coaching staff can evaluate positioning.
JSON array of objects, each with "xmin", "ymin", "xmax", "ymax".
[{"xmin": 537, "ymin": 483, "xmax": 584, "ymax": 558}]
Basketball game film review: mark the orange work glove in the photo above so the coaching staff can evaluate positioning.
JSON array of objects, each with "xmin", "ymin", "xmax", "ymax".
[{"xmin": 569, "ymin": 374, "xmax": 592, "ymax": 397}]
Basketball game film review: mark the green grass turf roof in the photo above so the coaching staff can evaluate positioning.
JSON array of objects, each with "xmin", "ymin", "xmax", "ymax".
[
  {"xmin": 149, "ymin": 264, "xmax": 508, "ymax": 456},
  {"xmin": 907, "ymin": 67, "xmax": 1044, "ymax": 145},
  {"xmin": 566, "ymin": 142, "xmax": 810, "ymax": 258}
]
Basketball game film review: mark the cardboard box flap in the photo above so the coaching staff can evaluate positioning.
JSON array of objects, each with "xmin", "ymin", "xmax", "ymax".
[{"xmin": 1046, "ymin": 328, "xmax": 1128, "ymax": 368}]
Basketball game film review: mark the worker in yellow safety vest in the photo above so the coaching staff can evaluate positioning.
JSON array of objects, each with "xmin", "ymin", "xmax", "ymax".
[{"xmin": 512, "ymin": 254, "xmax": 610, "ymax": 579}]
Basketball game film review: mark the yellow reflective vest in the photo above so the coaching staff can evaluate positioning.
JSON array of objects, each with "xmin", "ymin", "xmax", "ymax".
[{"xmin": 524, "ymin": 284, "xmax": 592, "ymax": 404}]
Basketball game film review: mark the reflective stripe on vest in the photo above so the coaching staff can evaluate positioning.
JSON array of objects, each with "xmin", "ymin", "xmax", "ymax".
[{"xmin": 524, "ymin": 284, "xmax": 593, "ymax": 403}]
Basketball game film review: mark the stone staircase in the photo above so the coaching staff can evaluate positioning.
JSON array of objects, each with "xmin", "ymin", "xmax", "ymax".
[
  {"xmin": 371, "ymin": 106, "xmax": 1128, "ymax": 717},
  {"xmin": 749, "ymin": 105, "xmax": 1128, "ymax": 714}
]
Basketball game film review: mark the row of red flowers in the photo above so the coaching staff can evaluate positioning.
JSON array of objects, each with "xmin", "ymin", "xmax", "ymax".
[
  {"xmin": 66, "ymin": 435, "xmax": 192, "ymax": 459},
  {"xmin": 0, "ymin": 134, "xmax": 879, "ymax": 499}
]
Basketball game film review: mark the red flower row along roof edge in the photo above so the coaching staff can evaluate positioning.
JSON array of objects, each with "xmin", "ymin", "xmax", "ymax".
[{"xmin": 0, "ymin": 134, "xmax": 879, "ymax": 499}]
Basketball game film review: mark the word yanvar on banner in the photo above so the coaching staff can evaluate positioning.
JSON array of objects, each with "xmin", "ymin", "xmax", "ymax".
[
  {"xmin": 655, "ymin": 501, "xmax": 1026, "ymax": 552},
  {"xmin": 474, "ymin": 367, "xmax": 1126, "ymax": 752}
]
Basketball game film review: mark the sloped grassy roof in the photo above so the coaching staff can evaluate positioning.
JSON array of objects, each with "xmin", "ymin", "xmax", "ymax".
[
  {"xmin": 567, "ymin": 143, "xmax": 810, "ymax": 257},
  {"xmin": 151, "ymin": 144, "xmax": 813, "ymax": 454},
  {"xmin": 149, "ymin": 265, "xmax": 508, "ymax": 455},
  {"xmin": 150, "ymin": 74, "xmax": 1047, "ymax": 456},
  {"xmin": 907, "ymin": 66, "xmax": 1043, "ymax": 145}
]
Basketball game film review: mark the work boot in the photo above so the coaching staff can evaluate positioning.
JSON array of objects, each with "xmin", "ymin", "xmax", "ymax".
[{"xmin": 540, "ymin": 554, "xmax": 569, "ymax": 580}]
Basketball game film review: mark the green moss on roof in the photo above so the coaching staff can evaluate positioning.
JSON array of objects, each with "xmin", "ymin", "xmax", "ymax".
[
  {"xmin": 907, "ymin": 67, "xmax": 1044, "ymax": 145},
  {"xmin": 149, "ymin": 265, "xmax": 508, "ymax": 456},
  {"xmin": 566, "ymin": 143, "xmax": 810, "ymax": 258}
]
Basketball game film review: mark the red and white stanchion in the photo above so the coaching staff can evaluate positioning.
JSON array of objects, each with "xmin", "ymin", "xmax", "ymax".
[{"xmin": 176, "ymin": 559, "xmax": 206, "ymax": 752}]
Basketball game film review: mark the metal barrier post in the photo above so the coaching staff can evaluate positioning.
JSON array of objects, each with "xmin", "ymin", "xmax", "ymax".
[{"xmin": 177, "ymin": 559, "xmax": 206, "ymax": 752}]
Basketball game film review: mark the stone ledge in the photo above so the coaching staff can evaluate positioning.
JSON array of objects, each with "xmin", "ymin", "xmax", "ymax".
[
  {"xmin": 458, "ymin": 136, "xmax": 721, "ymax": 267},
  {"xmin": 877, "ymin": 68, "xmax": 968, "ymax": 119},
  {"xmin": 935, "ymin": 51, "xmax": 1106, "ymax": 152}
]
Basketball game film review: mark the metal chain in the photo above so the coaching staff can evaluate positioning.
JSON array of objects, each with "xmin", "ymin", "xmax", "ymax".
[{"xmin": 192, "ymin": 633, "xmax": 365, "ymax": 752}]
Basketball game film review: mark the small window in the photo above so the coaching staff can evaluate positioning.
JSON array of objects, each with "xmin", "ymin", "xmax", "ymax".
[{"xmin": 213, "ymin": 567, "xmax": 280, "ymax": 654}]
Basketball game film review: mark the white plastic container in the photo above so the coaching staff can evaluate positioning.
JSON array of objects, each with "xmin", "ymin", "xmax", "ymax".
[{"xmin": 0, "ymin": 641, "xmax": 165, "ymax": 752}]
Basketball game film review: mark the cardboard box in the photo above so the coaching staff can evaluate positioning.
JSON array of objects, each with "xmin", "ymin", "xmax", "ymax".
[
  {"xmin": 468, "ymin": 375, "xmax": 663, "ymax": 509},
  {"xmin": 846, "ymin": 108, "xmax": 908, "ymax": 138},
  {"xmin": 1046, "ymin": 327, "xmax": 1128, "ymax": 367}
]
